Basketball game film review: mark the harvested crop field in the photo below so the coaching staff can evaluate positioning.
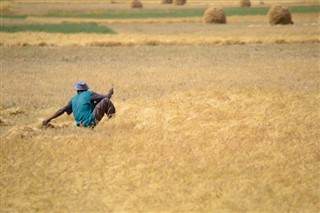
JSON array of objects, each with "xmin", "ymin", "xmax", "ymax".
[
  {"xmin": 1, "ymin": 43, "xmax": 320, "ymax": 212},
  {"xmin": 1, "ymin": 12, "xmax": 319, "ymax": 46},
  {"xmin": 1, "ymin": 17, "xmax": 319, "ymax": 46},
  {"xmin": 1, "ymin": 1, "xmax": 320, "ymax": 212}
]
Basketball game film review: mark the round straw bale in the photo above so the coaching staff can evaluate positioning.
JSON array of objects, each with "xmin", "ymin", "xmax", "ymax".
[
  {"xmin": 268, "ymin": 4, "xmax": 294, "ymax": 25},
  {"xmin": 161, "ymin": 0, "xmax": 172, "ymax": 4},
  {"xmin": 240, "ymin": 0, "xmax": 251, "ymax": 7},
  {"xmin": 173, "ymin": 0, "xmax": 186, "ymax": 6},
  {"xmin": 130, "ymin": 0, "xmax": 143, "ymax": 8},
  {"xmin": 203, "ymin": 7, "xmax": 227, "ymax": 24}
]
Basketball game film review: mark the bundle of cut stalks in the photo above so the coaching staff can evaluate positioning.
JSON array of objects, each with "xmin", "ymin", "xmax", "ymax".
[
  {"xmin": 240, "ymin": 0, "xmax": 251, "ymax": 7},
  {"xmin": 130, "ymin": 0, "xmax": 143, "ymax": 8},
  {"xmin": 203, "ymin": 7, "xmax": 226, "ymax": 24},
  {"xmin": 161, "ymin": 0, "xmax": 172, "ymax": 4},
  {"xmin": 268, "ymin": 4, "xmax": 293, "ymax": 25},
  {"xmin": 173, "ymin": 0, "xmax": 186, "ymax": 6}
]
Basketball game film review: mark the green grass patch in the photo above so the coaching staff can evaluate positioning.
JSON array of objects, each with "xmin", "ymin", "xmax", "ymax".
[
  {"xmin": 0, "ymin": 23, "xmax": 116, "ymax": 34},
  {"xmin": 225, "ymin": 5, "xmax": 320, "ymax": 16},
  {"xmin": 45, "ymin": 9, "xmax": 202, "ymax": 19},
  {"xmin": 43, "ymin": 5, "xmax": 320, "ymax": 19},
  {"xmin": 290, "ymin": 5, "xmax": 320, "ymax": 13},
  {"xmin": 0, "ymin": 14, "xmax": 26, "ymax": 19}
]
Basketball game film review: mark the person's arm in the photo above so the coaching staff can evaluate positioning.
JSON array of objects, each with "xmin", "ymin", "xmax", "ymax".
[
  {"xmin": 91, "ymin": 88, "xmax": 114, "ymax": 102},
  {"xmin": 42, "ymin": 108, "xmax": 65, "ymax": 126},
  {"xmin": 42, "ymin": 102, "xmax": 72, "ymax": 126}
]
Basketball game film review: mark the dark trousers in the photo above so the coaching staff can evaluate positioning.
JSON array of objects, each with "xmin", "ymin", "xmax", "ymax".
[{"xmin": 93, "ymin": 98, "xmax": 116, "ymax": 123}]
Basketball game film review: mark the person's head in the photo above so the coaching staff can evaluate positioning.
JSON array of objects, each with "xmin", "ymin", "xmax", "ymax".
[{"xmin": 73, "ymin": 80, "xmax": 89, "ymax": 93}]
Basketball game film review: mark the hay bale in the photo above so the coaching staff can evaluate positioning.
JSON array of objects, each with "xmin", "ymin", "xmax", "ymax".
[
  {"xmin": 130, "ymin": 0, "xmax": 143, "ymax": 8},
  {"xmin": 173, "ymin": 0, "xmax": 186, "ymax": 6},
  {"xmin": 268, "ymin": 4, "xmax": 294, "ymax": 25},
  {"xmin": 240, "ymin": 0, "xmax": 251, "ymax": 7},
  {"xmin": 161, "ymin": 0, "xmax": 172, "ymax": 4},
  {"xmin": 203, "ymin": 7, "xmax": 227, "ymax": 24}
]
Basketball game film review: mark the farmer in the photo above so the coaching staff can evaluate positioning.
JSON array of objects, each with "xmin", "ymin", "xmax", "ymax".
[{"xmin": 43, "ymin": 80, "xmax": 115, "ymax": 128}]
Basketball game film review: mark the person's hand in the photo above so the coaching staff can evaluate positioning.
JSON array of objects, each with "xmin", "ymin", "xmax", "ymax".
[
  {"xmin": 107, "ymin": 88, "xmax": 114, "ymax": 98},
  {"xmin": 109, "ymin": 88, "xmax": 114, "ymax": 95},
  {"xmin": 42, "ymin": 119, "xmax": 50, "ymax": 126}
]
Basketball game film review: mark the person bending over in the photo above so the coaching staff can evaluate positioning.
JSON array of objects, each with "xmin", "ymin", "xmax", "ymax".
[{"xmin": 43, "ymin": 80, "xmax": 115, "ymax": 128}]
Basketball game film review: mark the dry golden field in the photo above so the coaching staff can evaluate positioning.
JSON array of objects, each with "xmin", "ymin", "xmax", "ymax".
[
  {"xmin": 1, "ymin": 13, "xmax": 319, "ymax": 47},
  {"xmin": 1, "ymin": 1, "xmax": 320, "ymax": 213},
  {"xmin": 1, "ymin": 43, "xmax": 320, "ymax": 212}
]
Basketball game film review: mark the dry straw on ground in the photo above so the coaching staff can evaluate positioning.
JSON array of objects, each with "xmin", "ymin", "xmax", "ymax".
[
  {"xmin": 240, "ymin": 0, "xmax": 251, "ymax": 7},
  {"xmin": 130, "ymin": 0, "xmax": 143, "ymax": 8},
  {"xmin": 1, "ymin": 43, "xmax": 319, "ymax": 212},
  {"xmin": 173, "ymin": 0, "xmax": 186, "ymax": 6},
  {"xmin": 268, "ymin": 4, "xmax": 294, "ymax": 25},
  {"xmin": 1, "ymin": 32, "xmax": 319, "ymax": 47},
  {"xmin": 203, "ymin": 7, "xmax": 227, "ymax": 24}
]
